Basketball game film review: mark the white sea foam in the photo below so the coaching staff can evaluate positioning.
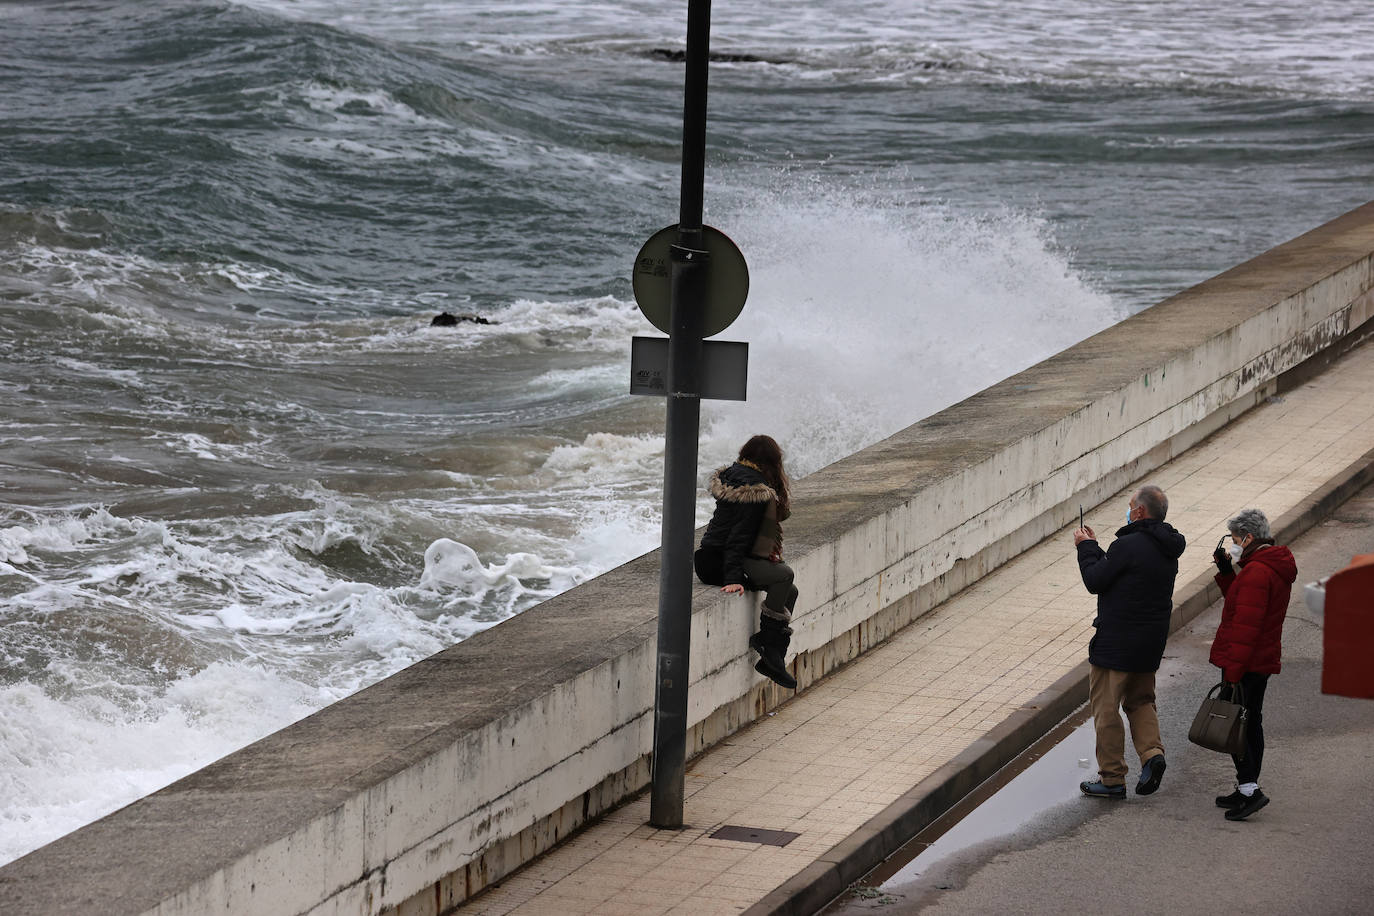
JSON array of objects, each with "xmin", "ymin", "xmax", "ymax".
[
  {"xmin": 50, "ymin": 356, "xmax": 145, "ymax": 386},
  {"xmin": 484, "ymin": 296, "xmax": 644, "ymax": 349},
  {"xmin": 700, "ymin": 181, "xmax": 1118, "ymax": 475},
  {"xmin": 0, "ymin": 530, "xmax": 32, "ymax": 565},
  {"xmin": 540, "ymin": 433, "xmax": 664, "ymax": 482},
  {"xmin": 1, "ymin": 509, "xmax": 131, "ymax": 555},
  {"xmin": 0, "ymin": 664, "xmax": 325, "ymax": 864},
  {"xmin": 297, "ymin": 82, "xmax": 443, "ymax": 128},
  {"xmin": 0, "ymin": 496, "xmax": 607, "ymax": 863},
  {"xmin": 420, "ymin": 538, "xmax": 580, "ymax": 591},
  {"xmin": 564, "ymin": 498, "xmax": 671, "ymax": 571}
]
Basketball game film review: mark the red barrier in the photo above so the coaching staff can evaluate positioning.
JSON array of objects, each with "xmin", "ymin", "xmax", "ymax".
[{"xmin": 1322, "ymin": 553, "xmax": 1374, "ymax": 699}]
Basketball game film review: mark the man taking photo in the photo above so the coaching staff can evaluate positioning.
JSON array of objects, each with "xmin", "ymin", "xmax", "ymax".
[{"xmin": 1073, "ymin": 484, "xmax": 1187, "ymax": 799}]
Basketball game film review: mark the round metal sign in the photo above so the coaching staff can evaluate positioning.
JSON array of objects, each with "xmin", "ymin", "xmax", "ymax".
[{"xmin": 632, "ymin": 224, "xmax": 749, "ymax": 338}]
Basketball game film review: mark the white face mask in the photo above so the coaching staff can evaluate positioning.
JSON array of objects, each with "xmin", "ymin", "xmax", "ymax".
[
  {"xmin": 1227, "ymin": 540, "xmax": 1245, "ymax": 562},
  {"xmin": 1126, "ymin": 506, "xmax": 1135, "ymax": 525}
]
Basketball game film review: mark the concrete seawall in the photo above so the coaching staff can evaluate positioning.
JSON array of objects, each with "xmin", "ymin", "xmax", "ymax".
[{"xmin": 5, "ymin": 202, "xmax": 1374, "ymax": 916}]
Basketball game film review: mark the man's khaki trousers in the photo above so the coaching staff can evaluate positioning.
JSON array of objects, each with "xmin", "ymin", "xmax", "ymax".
[{"xmin": 1088, "ymin": 664, "xmax": 1164, "ymax": 785}]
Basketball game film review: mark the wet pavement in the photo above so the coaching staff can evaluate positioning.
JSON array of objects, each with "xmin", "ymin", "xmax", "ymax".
[
  {"xmin": 841, "ymin": 714, "xmax": 1096, "ymax": 898},
  {"xmin": 827, "ymin": 481, "xmax": 1374, "ymax": 916}
]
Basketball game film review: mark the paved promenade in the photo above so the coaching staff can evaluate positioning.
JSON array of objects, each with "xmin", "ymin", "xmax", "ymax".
[
  {"xmin": 836, "ymin": 477, "xmax": 1374, "ymax": 916},
  {"xmin": 459, "ymin": 339, "xmax": 1374, "ymax": 916}
]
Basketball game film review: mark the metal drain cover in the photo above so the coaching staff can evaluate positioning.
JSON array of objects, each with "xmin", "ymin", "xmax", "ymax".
[{"xmin": 709, "ymin": 825, "xmax": 800, "ymax": 847}]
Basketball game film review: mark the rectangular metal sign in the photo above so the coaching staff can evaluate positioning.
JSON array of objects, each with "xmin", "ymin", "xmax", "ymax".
[{"xmin": 630, "ymin": 336, "xmax": 748, "ymax": 401}]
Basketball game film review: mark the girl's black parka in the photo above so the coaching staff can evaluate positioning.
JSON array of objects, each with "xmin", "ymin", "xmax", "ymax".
[{"xmin": 696, "ymin": 462, "xmax": 779, "ymax": 587}]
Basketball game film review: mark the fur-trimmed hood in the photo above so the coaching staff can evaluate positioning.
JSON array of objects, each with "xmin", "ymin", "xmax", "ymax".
[
  {"xmin": 708, "ymin": 463, "xmax": 777, "ymax": 505},
  {"xmin": 698, "ymin": 461, "xmax": 787, "ymax": 584}
]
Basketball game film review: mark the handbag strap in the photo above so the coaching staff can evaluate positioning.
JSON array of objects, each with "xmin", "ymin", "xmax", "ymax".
[
  {"xmin": 1220, "ymin": 681, "xmax": 1253, "ymax": 708},
  {"xmin": 1209, "ymin": 681, "xmax": 1247, "ymax": 705}
]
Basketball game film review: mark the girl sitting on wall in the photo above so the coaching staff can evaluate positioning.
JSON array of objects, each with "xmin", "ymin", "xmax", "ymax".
[{"xmin": 694, "ymin": 434, "xmax": 799, "ymax": 690}]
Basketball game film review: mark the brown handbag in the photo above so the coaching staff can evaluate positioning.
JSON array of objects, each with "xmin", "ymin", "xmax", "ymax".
[{"xmin": 1188, "ymin": 683, "xmax": 1248, "ymax": 755}]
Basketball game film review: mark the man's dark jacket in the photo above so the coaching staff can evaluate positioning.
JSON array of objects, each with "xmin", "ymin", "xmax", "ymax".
[{"xmin": 1076, "ymin": 518, "xmax": 1187, "ymax": 672}]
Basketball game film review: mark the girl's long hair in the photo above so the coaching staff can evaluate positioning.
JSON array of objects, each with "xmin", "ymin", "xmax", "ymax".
[{"xmin": 738, "ymin": 434, "xmax": 790, "ymax": 515}]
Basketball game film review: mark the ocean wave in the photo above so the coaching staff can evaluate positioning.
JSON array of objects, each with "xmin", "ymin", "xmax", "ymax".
[
  {"xmin": 0, "ymin": 508, "xmax": 134, "ymax": 561},
  {"xmin": 700, "ymin": 178, "xmax": 1120, "ymax": 477},
  {"xmin": 540, "ymin": 432, "xmax": 664, "ymax": 481},
  {"xmin": 1, "ymin": 224, "xmax": 644, "ymax": 357},
  {"xmin": 672, "ymin": 38, "xmax": 1374, "ymax": 99},
  {"xmin": 0, "ymin": 663, "xmax": 325, "ymax": 864},
  {"xmin": 0, "ymin": 493, "xmax": 597, "ymax": 700},
  {"xmin": 3, "ymin": 0, "xmax": 656, "ymax": 314},
  {"xmin": 0, "ymin": 206, "xmax": 118, "ymax": 251},
  {"xmin": 241, "ymin": 0, "xmax": 1374, "ymax": 100}
]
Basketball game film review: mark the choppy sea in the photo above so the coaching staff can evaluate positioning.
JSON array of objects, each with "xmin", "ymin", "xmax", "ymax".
[{"xmin": 2, "ymin": 0, "xmax": 1372, "ymax": 863}]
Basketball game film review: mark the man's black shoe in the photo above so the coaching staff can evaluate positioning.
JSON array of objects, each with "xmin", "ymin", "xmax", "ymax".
[
  {"xmin": 1224, "ymin": 789, "xmax": 1269, "ymax": 821},
  {"xmin": 1080, "ymin": 780, "xmax": 1126, "ymax": 799},
  {"xmin": 1136, "ymin": 755, "xmax": 1166, "ymax": 795},
  {"xmin": 1215, "ymin": 789, "xmax": 1246, "ymax": 810},
  {"xmin": 754, "ymin": 648, "xmax": 797, "ymax": 689}
]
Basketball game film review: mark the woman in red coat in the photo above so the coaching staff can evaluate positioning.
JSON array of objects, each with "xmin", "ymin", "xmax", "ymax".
[{"xmin": 1209, "ymin": 508, "xmax": 1297, "ymax": 821}]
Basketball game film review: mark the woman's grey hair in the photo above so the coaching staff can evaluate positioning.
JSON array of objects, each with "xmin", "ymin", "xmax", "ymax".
[{"xmin": 1227, "ymin": 508, "xmax": 1271, "ymax": 541}]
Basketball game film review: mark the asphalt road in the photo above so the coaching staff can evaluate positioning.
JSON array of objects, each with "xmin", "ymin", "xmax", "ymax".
[{"xmin": 830, "ymin": 482, "xmax": 1374, "ymax": 916}]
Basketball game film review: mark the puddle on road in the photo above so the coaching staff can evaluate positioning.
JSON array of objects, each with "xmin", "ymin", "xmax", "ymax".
[{"xmin": 825, "ymin": 706, "xmax": 1098, "ymax": 913}]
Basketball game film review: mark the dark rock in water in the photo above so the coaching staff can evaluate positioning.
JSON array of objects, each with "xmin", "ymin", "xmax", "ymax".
[
  {"xmin": 647, "ymin": 47, "xmax": 793, "ymax": 65},
  {"xmin": 430, "ymin": 312, "xmax": 491, "ymax": 327}
]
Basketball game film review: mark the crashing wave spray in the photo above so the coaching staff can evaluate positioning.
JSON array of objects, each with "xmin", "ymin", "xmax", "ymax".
[{"xmin": 700, "ymin": 180, "xmax": 1120, "ymax": 475}]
